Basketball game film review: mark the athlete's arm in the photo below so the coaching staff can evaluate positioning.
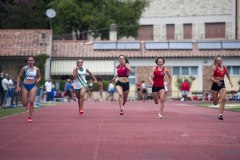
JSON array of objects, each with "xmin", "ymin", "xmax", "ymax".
[
  {"xmin": 126, "ymin": 63, "xmax": 132, "ymax": 73},
  {"xmin": 36, "ymin": 68, "xmax": 41, "ymax": 84},
  {"xmin": 86, "ymin": 69, "xmax": 97, "ymax": 83},
  {"xmin": 225, "ymin": 68, "xmax": 233, "ymax": 87},
  {"xmin": 148, "ymin": 67, "xmax": 155, "ymax": 85},
  {"xmin": 16, "ymin": 67, "xmax": 25, "ymax": 92},
  {"xmin": 73, "ymin": 67, "xmax": 78, "ymax": 79},
  {"xmin": 165, "ymin": 69, "xmax": 172, "ymax": 86}
]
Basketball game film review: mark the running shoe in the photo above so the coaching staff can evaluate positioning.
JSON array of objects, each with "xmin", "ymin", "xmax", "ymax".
[
  {"xmin": 27, "ymin": 117, "xmax": 32, "ymax": 123},
  {"xmin": 79, "ymin": 110, "xmax": 84, "ymax": 115},
  {"xmin": 120, "ymin": 109, "xmax": 124, "ymax": 115},
  {"xmin": 157, "ymin": 114, "xmax": 163, "ymax": 119},
  {"xmin": 218, "ymin": 114, "xmax": 223, "ymax": 120}
]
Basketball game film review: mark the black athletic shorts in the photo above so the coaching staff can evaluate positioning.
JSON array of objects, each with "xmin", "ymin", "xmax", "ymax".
[
  {"xmin": 116, "ymin": 81, "xmax": 129, "ymax": 92},
  {"xmin": 152, "ymin": 86, "xmax": 165, "ymax": 92},
  {"xmin": 211, "ymin": 80, "xmax": 225, "ymax": 91}
]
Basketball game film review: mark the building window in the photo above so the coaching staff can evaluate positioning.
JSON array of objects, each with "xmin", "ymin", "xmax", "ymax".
[
  {"xmin": 136, "ymin": 25, "xmax": 153, "ymax": 40},
  {"xmin": 205, "ymin": 22, "xmax": 225, "ymax": 39},
  {"xmin": 129, "ymin": 67, "xmax": 136, "ymax": 85},
  {"xmin": 183, "ymin": 24, "xmax": 192, "ymax": 39},
  {"xmin": 227, "ymin": 66, "xmax": 240, "ymax": 75},
  {"xmin": 173, "ymin": 67, "xmax": 198, "ymax": 76},
  {"xmin": 166, "ymin": 24, "xmax": 175, "ymax": 40}
]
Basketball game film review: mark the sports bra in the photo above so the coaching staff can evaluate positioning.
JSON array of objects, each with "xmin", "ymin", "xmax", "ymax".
[
  {"xmin": 24, "ymin": 66, "xmax": 37, "ymax": 80},
  {"xmin": 117, "ymin": 65, "xmax": 129, "ymax": 77},
  {"xmin": 153, "ymin": 66, "xmax": 165, "ymax": 87},
  {"xmin": 214, "ymin": 65, "xmax": 227, "ymax": 78}
]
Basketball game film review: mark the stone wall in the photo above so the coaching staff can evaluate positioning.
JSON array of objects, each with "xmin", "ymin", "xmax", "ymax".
[{"xmin": 143, "ymin": 0, "xmax": 232, "ymax": 17}]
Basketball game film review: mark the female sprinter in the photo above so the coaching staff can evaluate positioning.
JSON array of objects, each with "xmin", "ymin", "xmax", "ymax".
[
  {"xmin": 73, "ymin": 59, "xmax": 97, "ymax": 115},
  {"xmin": 149, "ymin": 56, "xmax": 172, "ymax": 119},
  {"xmin": 16, "ymin": 57, "xmax": 41, "ymax": 123},
  {"xmin": 210, "ymin": 55, "xmax": 233, "ymax": 120},
  {"xmin": 112, "ymin": 55, "xmax": 132, "ymax": 115}
]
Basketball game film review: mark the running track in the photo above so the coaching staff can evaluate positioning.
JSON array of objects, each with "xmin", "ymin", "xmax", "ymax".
[{"xmin": 0, "ymin": 101, "xmax": 240, "ymax": 160}]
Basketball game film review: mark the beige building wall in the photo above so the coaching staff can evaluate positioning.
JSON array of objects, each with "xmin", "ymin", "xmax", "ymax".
[
  {"xmin": 238, "ymin": 0, "xmax": 240, "ymax": 39},
  {"xmin": 140, "ymin": 0, "xmax": 236, "ymax": 40}
]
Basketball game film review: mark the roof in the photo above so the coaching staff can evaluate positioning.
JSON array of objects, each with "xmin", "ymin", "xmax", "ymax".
[
  {"xmin": 0, "ymin": 29, "xmax": 52, "ymax": 57},
  {"xmin": 52, "ymin": 40, "xmax": 240, "ymax": 58},
  {"xmin": 1, "ymin": 30, "xmax": 240, "ymax": 58}
]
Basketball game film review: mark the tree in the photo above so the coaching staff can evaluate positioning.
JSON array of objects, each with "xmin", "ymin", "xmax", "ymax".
[
  {"xmin": 49, "ymin": 0, "xmax": 149, "ymax": 40},
  {"xmin": 0, "ymin": 0, "xmax": 50, "ymax": 29}
]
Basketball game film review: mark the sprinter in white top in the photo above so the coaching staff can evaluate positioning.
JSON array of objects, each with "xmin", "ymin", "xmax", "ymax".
[
  {"xmin": 73, "ymin": 59, "xmax": 97, "ymax": 115},
  {"xmin": 16, "ymin": 57, "xmax": 41, "ymax": 123}
]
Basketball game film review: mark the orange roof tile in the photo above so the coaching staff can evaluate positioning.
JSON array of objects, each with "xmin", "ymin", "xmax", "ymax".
[{"xmin": 0, "ymin": 29, "xmax": 52, "ymax": 57}]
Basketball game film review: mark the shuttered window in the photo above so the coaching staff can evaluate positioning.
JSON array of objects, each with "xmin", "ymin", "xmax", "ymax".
[{"xmin": 205, "ymin": 22, "xmax": 225, "ymax": 39}]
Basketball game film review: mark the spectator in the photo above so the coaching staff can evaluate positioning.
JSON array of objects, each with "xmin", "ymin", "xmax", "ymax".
[
  {"xmin": 136, "ymin": 80, "xmax": 142, "ymax": 100},
  {"xmin": 45, "ymin": 79, "xmax": 52, "ymax": 102},
  {"xmin": 11, "ymin": 77, "xmax": 18, "ymax": 106},
  {"xmin": 64, "ymin": 79, "xmax": 72, "ymax": 102},
  {"xmin": 106, "ymin": 81, "xmax": 115, "ymax": 102},
  {"xmin": 1, "ymin": 73, "xmax": 9, "ymax": 107},
  {"xmin": 141, "ymin": 80, "xmax": 147, "ymax": 102},
  {"xmin": 0, "ymin": 72, "xmax": 4, "ymax": 106},
  {"xmin": 181, "ymin": 79, "xmax": 190, "ymax": 101},
  {"xmin": 237, "ymin": 89, "xmax": 240, "ymax": 101},
  {"xmin": 50, "ymin": 81, "xmax": 55, "ymax": 101}
]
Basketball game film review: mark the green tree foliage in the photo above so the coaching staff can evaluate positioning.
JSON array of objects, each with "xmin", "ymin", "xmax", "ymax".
[
  {"xmin": 49, "ymin": 0, "xmax": 149, "ymax": 39},
  {"xmin": 0, "ymin": 0, "xmax": 149, "ymax": 39},
  {"xmin": 0, "ymin": 0, "xmax": 50, "ymax": 29},
  {"xmin": 35, "ymin": 54, "xmax": 49, "ymax": 86}
]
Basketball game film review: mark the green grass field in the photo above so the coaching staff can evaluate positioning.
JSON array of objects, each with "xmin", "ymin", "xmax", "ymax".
[
  {"xmin": 192, "ymin": 101, "xmax": 240, "ymax": 112},
  {"xmin": 0, "ymin": 102, "xmax": 62, "ymax": 118}
]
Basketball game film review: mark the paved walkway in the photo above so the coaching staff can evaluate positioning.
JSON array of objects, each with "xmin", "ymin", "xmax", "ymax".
[{"xmin": 0, "ymin": 101, "xmax": 240, "ymax": 160}]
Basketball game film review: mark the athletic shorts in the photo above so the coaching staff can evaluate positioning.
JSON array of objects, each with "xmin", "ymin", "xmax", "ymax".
[
  {"xmin": 116, "ymin": 81, "xmax": 129, "ymax": 92},
  {"xmin": 152, "ymin": 86, "xmax": 165, "ymax": 92},
  {"xmin": 211, "ymin": 80, "xmax": 225, "ymax": 91}
]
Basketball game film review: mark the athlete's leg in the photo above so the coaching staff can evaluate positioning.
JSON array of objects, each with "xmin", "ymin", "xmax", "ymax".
[
  {"xmin": 75, "ymin": 90, "xmax": 81, "ymax": 109},
  {"xmin": 152, "ymin": 92, "xmax": 159, "ymax": 104},
  {"xmin": 79, "ymin": 87, "xmax": 86, "ymax": 112},
  {"xmin": 218, "ymin": 88, "xmax": 226, "ymax": 115},
  {"xmin": 21, "ymin": 87, "xmax": 29, "ymax": 108},
  {"xmin": 159, "ymin": 89, "xmax": 165, "ymax": 116},
  {"xmin": 28, "ymin": 86, "xmax": 38, "ymax": 118},
  {"xmin": 123, "ymin": 90, "xmax": 129, "ymax": 105},
  {"xmin": 115, "ymin": 86, "xmax": 123, "ymax": 111},
  {"xmin": 211, "ymin": 90, "xmax": 219, "ymax": 105}
]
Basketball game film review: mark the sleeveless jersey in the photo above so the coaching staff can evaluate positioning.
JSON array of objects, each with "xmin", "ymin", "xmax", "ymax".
[
  {"xmin": 24, "ymin": 66, "xmax": 37, "ymax": 80},
  {"xmin": 153, "ymin": 66, "xmax": 165, "ymax": 87},
  {"xmin": 117, "ymin": 65, "xmax": 129, "ymax": 77},
  {"xmin": 73, "ymin": 67, "xmax": 88, "ymax": 89},
  {"xmin": 214, "ymin": 65, "xmax": 227, "ymax": 78}
]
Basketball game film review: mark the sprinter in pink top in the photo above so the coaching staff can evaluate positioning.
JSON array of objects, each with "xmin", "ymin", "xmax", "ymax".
[{"xmin": 112, "ymin": 55, "xmax": 132, "ymax": 115}]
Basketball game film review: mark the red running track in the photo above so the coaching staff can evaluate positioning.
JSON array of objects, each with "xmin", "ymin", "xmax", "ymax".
[{"xmin": 0, "ymin": 101, "xmax": 240, "ymax": 160}]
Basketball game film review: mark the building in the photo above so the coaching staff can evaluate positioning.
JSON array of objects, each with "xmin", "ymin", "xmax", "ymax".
[
  {"xmin": 137, "ymin": 0, "xmax": 236, "ymax": 40},
  {"xmin": 0, "ymin": 1, "xmax": 240, "ymax": 99}
]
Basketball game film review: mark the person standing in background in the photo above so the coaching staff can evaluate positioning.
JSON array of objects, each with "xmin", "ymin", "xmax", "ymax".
[
  {"xmin": 180, "ymin": 79, "xmax": 190, "ymax": 101},
  {"xmin": 1, "ymin": 73, "xmax": 9, "ymax": 107},
  {"xmin": 45, "ymin": 79, "xmax": 52, "ymax": 102}
]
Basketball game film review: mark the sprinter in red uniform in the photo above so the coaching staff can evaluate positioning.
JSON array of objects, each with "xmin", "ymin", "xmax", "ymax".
[
  {"xmin": 149, "ymin": 56, "xmax": 172, "ymax": 119},
  {"xmin": 210, "ymin": 55, "xmax": 233, "ymax": 120},
  {"xmin": 112, "ymin": 55, "xmax": 132, "ymax": 115}
]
